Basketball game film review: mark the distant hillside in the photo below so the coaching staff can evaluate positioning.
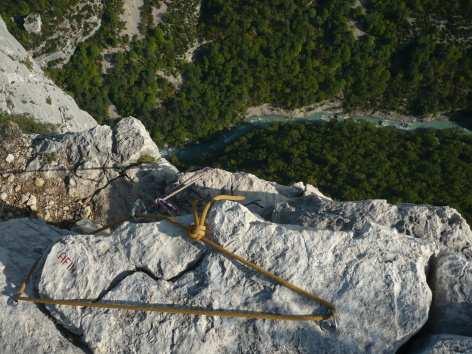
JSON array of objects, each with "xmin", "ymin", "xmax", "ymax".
[{"xmin": 2, "ymin": 0, "xmax": 471, "ymax": 145}]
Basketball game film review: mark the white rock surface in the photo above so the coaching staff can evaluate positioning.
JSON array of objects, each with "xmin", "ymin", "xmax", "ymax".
[
  {"xmin": 273, "ymin": 196, "xmax": 472, "ymax": 256},
  {"xmin": 273, "ymin": 196, "xmax": 472, "ymax": 346},
  {"xmin": 173, "ymin": 168, "xmax": 330, "ymax": 218},
  {"xmin": 5, "ymin": 153, "xmax": 14, "ymax": 163},
  {"xmin": 121, "ymin": 0, "xmax": 144, "ymax": 39},
  {"xmin": 408, "ymin": 334, "xmax": 472, "ymax": 354},
  {"xmin": 37, "ymin": 201, "xmax": 437, "ymax": 353},
  {"xmin": 114, "ymin": 117, "xmax": 161, "ymax": 163},
  {"xmin": 23, "ymin": 14, "xmax": 42, "ymax": 34},
  {"xmin": 0, "ymin": 218, "xmax": 81, "ymax": 353},
  {"xmin": 0, "ymin": 15, "xmax": 97, "ymax": 132},
  {"xmin": 429, "ymin": 253, "xmax": 472, "ymax": 336}
]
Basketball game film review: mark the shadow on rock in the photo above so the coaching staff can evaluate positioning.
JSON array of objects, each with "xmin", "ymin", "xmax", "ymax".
[
  {"xmin": 96, "ymin": 163, "xmax": 179, "ymax": 228},
  {"xmin": 0, "ymin": 215, "xmax": 66, "ymax": 299}
]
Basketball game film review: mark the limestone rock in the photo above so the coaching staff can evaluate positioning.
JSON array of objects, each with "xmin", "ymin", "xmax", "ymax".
[
  {"xmin": 429, "ymin": 253, "xmax": 472, "ymax": 336},
  {"xmin": 408, "ymin": 334, "xmax": 472, "ymax": 354},
  {"xmin": 273, "ymin": 196, "xmax": 472, "ymax": 256},
  {"xmin": 0, "ymin": 15, "xmax": 97, "ymax": 132},
  {"xmin": 71, "ymin": 218, "xmax": 100, "ymax": 234},
  {"xmin": 37, "ymin": 201, "xmax": 437, "ymax": 353},
  {"xmin": 0, "ymin": 218, "xmax": 82, "ymax": 353},
  {"xmin": 0, "ymin": 117, "xmax": 178, "ymax": 225},
  {"xmin": 23, "ymin": 14, "xmax": 42, "ymax": 34},
  {"xmin": 34, "ymin": 177, "xmax": 45, "ymax": 188},
  {"xmin": 120, "ymin": 0, "xmax": 144, "ymax": 39},
  {"xmin": 173, "ymin": 168, "xmax": 330, "ymax": 218},
  {"xmin": 113, "ymin": 117, "xmax": 161, "ymax": 163},
  {"xmin": 26, "ymin": 194, "xmax": 37, "ymax": 211},
  {"xmin": 273, "ymin": 196, "xmax": 472, "ymax": 343}
]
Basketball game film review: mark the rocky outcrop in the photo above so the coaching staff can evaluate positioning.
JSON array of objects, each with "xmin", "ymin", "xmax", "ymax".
[
  {"xmin": 429, "ymin": 253, "xmax": 472, "ymax": 336},
  {"xmin": 0, "ymin": 117, "xmax": 177, "ymax": 226},
  {"xmin": 34, "ymin": 201, "xmax": 436, "ymax": 353},
  {"xmin": 121, "ymin": 0, "xmax": 144, "ymax": 39},
  {"xmin": 272, "ymin": 196, "xmax": 472, "ymax": 255},
  {"xmin": 173, "ymin": 168, "xmax": 330, "ymax": 218},
  {"xmin": 0, "ymin": 218, "xmax": 81, "ymax": 353},
  {"xmin": 28, "ymin": 1, "xmax": 104, "ymax": 68},
  {"xmin": 273, "ymin": 195, "xmax": 472, "ymax": 350},
  {"xmin": 1, "ymin": 164, "xmax": 472, "ymax": 352},
  {"xmin": 23, "ymin": 14, "xmax": 42, "ymax": 34},
  {"xmin": 0, "ymin": 15, "xmax": 97, "ymax": 132},
  {"xmin": 408, "ymin": 334, "xmax": 472, "ymax": 354}
]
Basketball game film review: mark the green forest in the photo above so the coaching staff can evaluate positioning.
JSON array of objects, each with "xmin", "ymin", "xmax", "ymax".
[
  {"xmin": 0, "ymin": 0, "xmax": 80, "ymax": 46},
  {"xmin": 2, "ymin": 0, "xmax": 472, "ymax": 145},
  {"xmin": 1, "ymin": 1, "xmax": 472, "ymax": 222},
  {"xmin": 174, "ymin": 120, "xmax": 472, "ymax": 224}
]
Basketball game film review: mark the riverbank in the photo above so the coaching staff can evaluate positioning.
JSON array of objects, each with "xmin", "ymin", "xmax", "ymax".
[
  {"xmin": 245, "ymin": 101, "xmax": 453, "ymax": 125},
  {"xmin": 245, "ymin": 101, "xmax": 343, "ymax": 119},
  {"xmin": 163, "ymin": 112, "xmax": 470, "ymax": 164},
  {"xmin": 246, "ymin": 111, "xmax": 467, "ymax": 132}
]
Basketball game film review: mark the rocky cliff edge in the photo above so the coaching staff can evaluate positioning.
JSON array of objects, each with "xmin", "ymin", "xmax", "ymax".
[{"xmin": 0, "ymin": 120, "xmax": 471, "ymax": 353}]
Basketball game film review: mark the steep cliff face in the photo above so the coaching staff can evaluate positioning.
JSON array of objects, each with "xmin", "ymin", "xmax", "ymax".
[{"xmin": 0, "ymin": 15, "xmax": 97, "ymax": 132}]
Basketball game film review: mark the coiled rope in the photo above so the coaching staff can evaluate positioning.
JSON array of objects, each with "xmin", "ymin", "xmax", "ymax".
[{"xmin": 15, "ymin": 195, "xmax": 335, "ymax": 321}]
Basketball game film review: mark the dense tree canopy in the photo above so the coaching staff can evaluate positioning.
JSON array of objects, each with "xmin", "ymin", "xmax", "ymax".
[{"xmin": 152, "ymin": 0, "xmax": 472, "ymax": 144}]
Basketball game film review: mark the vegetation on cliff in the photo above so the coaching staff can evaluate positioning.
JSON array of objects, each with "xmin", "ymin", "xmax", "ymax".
[
  {"xmin": 0, "ymin": 112, "xmax": 56, "ymax": 134},
  {"xmin": 45, "ymin": 0, "xmax": 125, "ymax": 121},
  {"xmin": 153, "ymin": 0, "xmax": 472, "ymax": 144},
  {"xmin": 3, "ymin": 0, "xmax": 472, "ymax": 144}
]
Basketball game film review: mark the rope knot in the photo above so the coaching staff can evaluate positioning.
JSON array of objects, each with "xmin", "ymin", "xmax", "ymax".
[
  {"xmin": 184, "ymin": 195, "xmax": 246, "ymax": 242},
  {"xmin": 188, "ymin": 224, "xmax": 206, "ymax": 240}
]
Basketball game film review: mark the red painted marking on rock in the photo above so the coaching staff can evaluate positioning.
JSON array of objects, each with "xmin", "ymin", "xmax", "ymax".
[{"xmin": 57, "ymin": 252, "xmax": 75, "ymax": 271}]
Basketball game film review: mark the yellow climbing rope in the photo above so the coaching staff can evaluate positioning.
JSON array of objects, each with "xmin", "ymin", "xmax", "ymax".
[{"xmin": 15, "ymin": 195, "xmax": 335, "ymax": 321}]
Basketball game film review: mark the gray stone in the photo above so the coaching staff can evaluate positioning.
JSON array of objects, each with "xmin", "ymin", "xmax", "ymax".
[
  {"xmin": 26, "ymin": 194, "xmax": 37, "ymax": 211},
  {"xmin": 113, "ymin": 117, "xmax": 161, "ymax": 163},
  {"xmin": 0, "ymin": 15, "xmax": 97, "ymax": 132},
  {"xmin": 38, "ymin": 201, "xmax": 437, "ymax": 353},
  {"xmin": 173, "ymin": 168, "xmax": 330, "ymax": 218},
  {"xmin": 429, "ymin": 253, "xmax": 472, "ymax": 336},
  {"xmin": 71, "ymin": 218, "xmax": 100, "ymax": 234},
  {"xmin": 408, "ymin": 334, "xmax": 472, "ymax": 354},
  {"xmin": 273, "ymin": 196, "xmax": 472, "ymax": 256},
  {"xmin": 273, "ymin": 196, "xmax": 472, "ymax": 342},
  {"xmin": 0, "ymin": 218, "xmax": 82, "ymax": 353},
  {"xmin": 23, "ymin": 14, "xmax": 42, "ymax": 34}
]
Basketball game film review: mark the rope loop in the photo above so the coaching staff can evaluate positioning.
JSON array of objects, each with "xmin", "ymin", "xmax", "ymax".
[{"xmin": 185, "ymin": 195, "xmax": 246, "ymax": 241}]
